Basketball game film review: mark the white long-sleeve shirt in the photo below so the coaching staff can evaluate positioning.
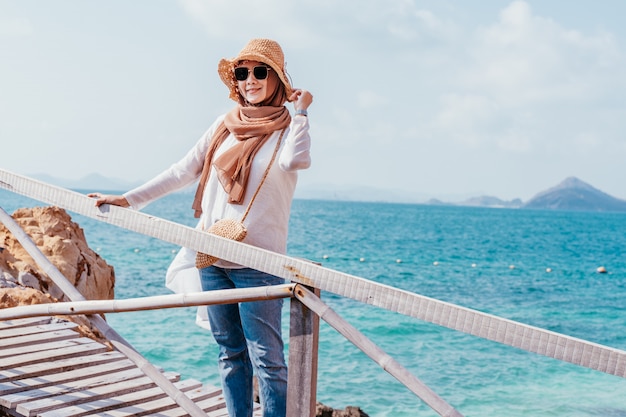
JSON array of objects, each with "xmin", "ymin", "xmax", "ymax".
[{"xmin": 124, "ymin": 112, "xmax": 311, "ymax": 269}]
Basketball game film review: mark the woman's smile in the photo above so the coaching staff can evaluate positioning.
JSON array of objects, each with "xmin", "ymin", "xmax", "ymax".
[{"xmin": 237, "ymin": 60, "xmax": 269, "ymax": 105}]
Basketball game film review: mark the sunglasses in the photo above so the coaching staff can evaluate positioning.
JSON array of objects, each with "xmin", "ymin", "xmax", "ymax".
[{"xmin": 234, "ymin": 66, "xmax": 272, "ymax": 81}]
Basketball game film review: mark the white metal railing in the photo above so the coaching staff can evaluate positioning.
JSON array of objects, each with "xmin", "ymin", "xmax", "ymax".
[{"xmin": 2, "ymin": 168, "xmax": 626, "ymax": 416}]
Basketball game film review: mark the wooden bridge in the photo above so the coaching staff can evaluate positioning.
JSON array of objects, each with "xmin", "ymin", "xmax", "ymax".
[
  {"xmin": 1, "ymin": 169, "xmax": 626, "ymax": 417},
  {"xmin": 0, "ymin": 317, "xmax": 239, "ymax": 417}
]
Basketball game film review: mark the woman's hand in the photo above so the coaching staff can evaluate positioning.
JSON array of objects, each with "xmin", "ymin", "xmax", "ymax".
[
  {"xmin": 290, "ymin": 89, "xmax": 313, "ymax": 112},
  {"xmin": 87, "ymin": 193, "xmax": 130, "ymax": 208}
]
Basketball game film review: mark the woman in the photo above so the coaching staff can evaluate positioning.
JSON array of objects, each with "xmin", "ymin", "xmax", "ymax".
[{"xmin": 90, "ymin": 38, "xmax": 313, "ymax": 417}]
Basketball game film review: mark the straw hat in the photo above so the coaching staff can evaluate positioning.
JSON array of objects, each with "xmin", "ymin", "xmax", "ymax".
[{"xmin": 218, "ymin": 38, "xmax": 294, "ymax": 102}]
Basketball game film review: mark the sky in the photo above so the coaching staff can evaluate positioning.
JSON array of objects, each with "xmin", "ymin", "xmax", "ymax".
[{"xmin": 1, "ymin": 0, "xmax": 625, "ymax": 202}]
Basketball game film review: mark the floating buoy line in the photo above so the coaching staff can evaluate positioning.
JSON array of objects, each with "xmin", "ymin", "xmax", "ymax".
[
  {"xmin": 316, "ymin": 254, "xmax": 611, "ymax": 275},
  {"xmin": 96, "ymin": 247, "xmax": 611, "ymax": 276}
]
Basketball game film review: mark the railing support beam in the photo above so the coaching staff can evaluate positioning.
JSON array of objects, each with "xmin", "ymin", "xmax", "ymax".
[
  {"xmin": 293, "ymin": 284, "xmax": 464, "ymax": 417},
  {"xmin": 287, "ymin": 285, "xmax": 320, "ymax": 417}
]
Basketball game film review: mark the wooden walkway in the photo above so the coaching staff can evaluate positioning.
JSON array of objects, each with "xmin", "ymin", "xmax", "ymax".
[{"xmin": 0, "ymin": 317, "xmax": 257, "ymax": 417}]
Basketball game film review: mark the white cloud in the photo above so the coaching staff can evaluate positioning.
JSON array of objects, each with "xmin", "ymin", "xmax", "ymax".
[
  {"xmin": 466, "ymin": 1, "xmax": 622, "ymax": 101},
  {"xmin": 425, "ymin": 0, "xmax": 626, "ymax": 163},
  {"xmin": 495, "ymin": 130, "xmax": 532, "ymax": 153},
  {"xmin": 573, "ymin": 132, "xmax": 602, "ymax": 151},
  {"xmin": 357, "ymin": 90, "xmax": 389, "ymax": 109},
  {"xmin": 177, "ymin": 0, "xmax": 321, "ymax": 47},
  {"xmin": 0, "ymin": 16, "xmax": 33, "ymax": 37},
  {"xmin": 386, "ymin": 6, "xmax": 451, "ymax": 41},
  {"xmin": 431, "ymin": 93, "xmax": 502, "ymax": 148}
]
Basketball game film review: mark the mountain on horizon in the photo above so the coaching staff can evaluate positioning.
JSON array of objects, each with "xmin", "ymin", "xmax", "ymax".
[
  {"xmin": 523, "ymin": 177, "xmax": 626, "ymax": 212},
  {"xmin": 456, "ymin": 195, "xmax": 523, "ymax": 209},
  {"xmin": 26, "ymin": 172, "xmax": 626, "ymax": 212}
]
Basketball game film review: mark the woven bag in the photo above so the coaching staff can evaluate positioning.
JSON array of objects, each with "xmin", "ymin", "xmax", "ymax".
[
  {"xmin": 195, "ymin": 219, "xmax": 247, "ymax": 268},
  {"xmin": 195, "ymin": 129, "xmax": 285, "ymax": 269}
]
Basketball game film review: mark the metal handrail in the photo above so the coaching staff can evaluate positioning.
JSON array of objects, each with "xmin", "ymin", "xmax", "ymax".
[{"xmin": 2, "ymin": 169, "xmax": 626, "ymax": 416}]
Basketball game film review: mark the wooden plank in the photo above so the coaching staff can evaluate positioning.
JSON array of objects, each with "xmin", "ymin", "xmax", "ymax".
[
  {"xmin": 0, "ymin": 336, "xmax": 97, "ymax": 360},
  {"xmin": 202, "ymin": 401, "xmax": 262, "ymax": 417},
  {"xmin": 79, "ymin": 383, "xmax": 219, "ymax": 417},
  {"xmin": 138, "ymin": 389, "xmax": 261, "ymax": 417},
  {"xmin": 207, "ymin": 409, "xmax": 230, "ymax": 417},
  {"xmin": 119, "ymin": 387, "xmax": 225, "ymax": 417},
  {"xmin": 0, "ymin": 328, "xmax": 79, "ymax": 349},
  {"xmin": 0, "ymin": 317, "xmax": 52, "ymax": 329},
  {"xmin": 0, "ymin": 351, "xmax": 126, "ymax": 383},
  {"xmin": 0, "ymin": 361, "xmax": 138, "ymax": 408},
  {"xmin": 0, "ymin": 340, "xmax": 109, "ymax": 370},
  {"xmin": 0, "ymin": 367, "xmax": 147, "ymax": 408},
  {"xmin": 165, "ymin": 398, "xmax": 226, "ymax": 417},
  {"xmin": 208, "ymin": 404, "xmax": 264, "ymax": 417},
  {"xmin": 0, "ymin": 321, "xmax": 78, "ymax": 339},
  {"xmin": 35, "ymin": 375, "xmax": 193, "ymax": 417},
  {"xmin": 57, "ymin": 379, "xmax": 202, "ymax": 417},
  {"xmin": 17, "ymin": 372, "xmax": 180, "ymax": 417},
  {"xmin": 0, "ymin": 359, "xmax": 137, "ymax": 400}
]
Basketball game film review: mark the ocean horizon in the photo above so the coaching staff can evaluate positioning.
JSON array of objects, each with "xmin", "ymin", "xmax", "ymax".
[{"xmin": 2, "ymin": 188, "xmax": 626, "ymax": 416}]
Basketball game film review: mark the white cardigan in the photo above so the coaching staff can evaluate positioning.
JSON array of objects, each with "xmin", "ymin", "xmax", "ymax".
[{"xmin": 123, "ymin": 113, "xmax": 311, "ymax": 326}]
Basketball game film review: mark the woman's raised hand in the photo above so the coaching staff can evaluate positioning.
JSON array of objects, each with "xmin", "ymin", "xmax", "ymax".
[{"xmin": 290, "ymin": 89, "xmax": 313, "ymax": 112}]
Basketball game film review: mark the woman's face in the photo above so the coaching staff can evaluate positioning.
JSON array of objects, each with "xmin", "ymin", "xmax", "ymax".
[{"xmin": 235, "ymin": 60, "xmax": 277, "ymax": 105}]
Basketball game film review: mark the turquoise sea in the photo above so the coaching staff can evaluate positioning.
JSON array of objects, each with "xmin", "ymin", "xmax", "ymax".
[{"xmin": 2, "ymin": 189, "xmax": 626, "ymax": 416}]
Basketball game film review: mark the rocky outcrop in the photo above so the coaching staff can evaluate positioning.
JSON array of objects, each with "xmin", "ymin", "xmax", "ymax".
[
  {"xmin": 316, "ymin": 403, "xmax": 370, "ymax": 417},
  {"xmin": 0, "ymin": 206, "xmax": 115, "ymax": 344},
  {"xmin": 253, "ymin": 380, "xmax": 370, "ymax": 416},
  {"xmin": 0, "ymin": 206, "xmax": 115, "ymax": 301}
]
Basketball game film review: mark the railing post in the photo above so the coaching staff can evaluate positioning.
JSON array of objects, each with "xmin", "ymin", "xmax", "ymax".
[{"xmin": 287, "ymin": 285, "xmax": 320, "ymax": 417}]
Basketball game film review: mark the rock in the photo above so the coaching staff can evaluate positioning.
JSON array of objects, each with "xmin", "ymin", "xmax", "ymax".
[
  {"xmin": 0, "ymin": 286, "xmax": 54, "ymax": 307},
  {"xmin": 316, "ymin": 402, "xmax": 370, "ymax": 417},
  {"xmin": 0, "ymin": 206, "xmax": 115, "ymax": 302},
  {"xmin": 18, "ymin": 271, "xmax": 41, "ymax": 290},
  {"xmin": 0, "ymin": 206, "xmax": 114, "ymax": 346}
]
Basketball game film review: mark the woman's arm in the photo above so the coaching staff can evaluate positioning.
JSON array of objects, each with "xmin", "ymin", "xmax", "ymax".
[
  {"xmin": 89, "ymin": 116, "xmax": 224, "ymax": 210},
  {"xmin": 279, "ymin": 89, "xmax": 313, "ymax": 171}
]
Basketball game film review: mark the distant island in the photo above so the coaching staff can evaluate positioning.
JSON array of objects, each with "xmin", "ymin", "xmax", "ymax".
[
  {"xmin": 429, "ymin": 177, "xmax": 626, "ymax": 213},
  {"xmin": 427, "ymin": 195, "xmax": 523, "ymax": 209},
  {"xmin": 30, "ymin": 173, "xmax": 626, "ymax": 213},
  {"xmin": 522, "ymin": 177, "xmax": 626, "ymax": 212}
]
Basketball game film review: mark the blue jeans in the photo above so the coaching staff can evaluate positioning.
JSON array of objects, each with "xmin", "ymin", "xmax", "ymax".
[{"xmin": 199, "ymin": 266, "xmax": 287, "ymax": 417}]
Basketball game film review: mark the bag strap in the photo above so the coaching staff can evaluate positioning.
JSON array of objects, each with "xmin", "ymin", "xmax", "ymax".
[{"xmin": 240, "ymin": 128, "xmax": 285, "ymax": 223}]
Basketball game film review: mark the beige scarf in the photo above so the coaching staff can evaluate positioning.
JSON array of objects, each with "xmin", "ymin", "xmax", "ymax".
[{"xmin": 192, "ymin": 105, "xmax": 291, "ymax": 218}]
